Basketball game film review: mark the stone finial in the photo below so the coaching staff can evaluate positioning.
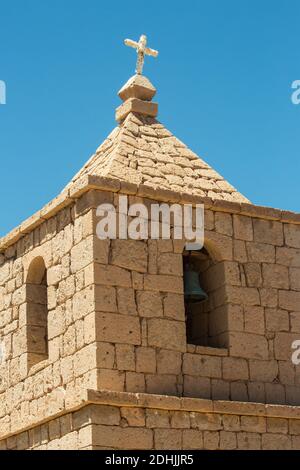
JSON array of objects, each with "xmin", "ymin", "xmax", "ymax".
[
  {"xmin": 118, "ymin": 75, "xmax": 156, "ymax": 102},
  {"xmin": 116, "ymin": 74, "xmax": 158, "ymax": 122}
]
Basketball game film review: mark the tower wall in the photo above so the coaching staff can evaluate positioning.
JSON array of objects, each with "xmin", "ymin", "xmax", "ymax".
[{"xmin": 0, "ymin": 185, "xmax": 300, "ymax": 449}]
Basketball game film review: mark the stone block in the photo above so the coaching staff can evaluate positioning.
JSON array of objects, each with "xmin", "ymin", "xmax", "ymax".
[
  {"xmin": 284, "ymin": 224, "xmax": 300, "ymax": 249},
  {"xmin": 230, "ymin": 382, "xmax": 248, "ymax": 401},
  {"xmin": 222, "ymin": 415, "xmax": 240, "ymax": 432},
  {"xmin": 154, "ymin": 429, "xmax": 182, "ymax": 450},
  {"xmin": 190, "ymin": 412, "xmax": 222, "ymax": 431},
  {"xmin": 249, "ymin": 360, "xmax": 278, "ymax": 382},
  {"xmin": 291, "ymin": 311, "xmax": 300, "ymax": 332},
  {"xmin": 146, "ymin": 374, "xmax": 178, "ymax": 396},
  {"xmin": 83, "ymin": 313, "xmax": 96, "ymax": 344},
  {"xmin": 211, "ymin": 380, "xmax": 230, "ymax": 400},
  {"xmin": 215, "ymin": 212, "xmax": 233, "ymax": 236},
  {"xmin": 132, "ymin": 271, "xmax": 144, "ymax": 290},
  {"xmin": 148, "ymin": 318, "xmax": 186, "ymax": 351},
  {"xmin": 246, "ymin": 242, "xmax": 275, "ymax": 263},
  {"xmin": 259, "ymin": 288, "xmax": 278, "ymax": 308},
  {"xmin": 163, "ymin": 293, "xmax": 185, "ymax": 321},
  {"xmin": 182, "ymin": 429, "xmax": 203, "ymax": 449},
  {"xmin": 276, "ymin": 247, "xmax": 300, "ymax": 267},
  {"xmin": 157, "ymin": 350, "xmax": 182, "ymax": 375},
  {"xmin": 95, "ymin": 285, "xmax": 117, "ymax": 312},
  {"xmin": 117, "ymin": 288, "xmax": 137, "ymax": 315},
  {"xmin": 279, "ymin": 290, "xmax": 300, "ymax": 311},
  {"xmin": 229, "ymin": 332, "xmax": 268, "ymax": 360},
  {"xmin": 244, "ymin": 305, "xmax": 265, "ymax": 334},
  {"xmin": 233, "ymin": 240, "xmax": 248, "ymax": 263},
  {"xmin": 237, "ymin": 432, "xmax": 261, "ymax": 450},
  {"xmin": 233, "ymin": 215, "xmax": 253, "ymax": 241},
  {"xmin": 144, "ymin": 274, "xmax": 183, "ymax": 294},
  {"xmin": 72, "ymin": 286, "xmax": 95, "ymax": 320},
  {"xmin": 265, "ymin": 383, "xmax": 286, "ymax": 404},
  {"xmin": 244, "ymin": 263, "xmax": 262, "ymax": 287},
  {"xmin": 226, "ymin": 286, "xmax": 260, "ymax": 306},
  {"xmin": 170, "ymin": 411, "xmax": 190, "ymax": 429},
  {"xmin": 274, "ymin": 332, "xmax": 300, "ymax": 360},
  {"xmin": 222, "ymin": 357, "xmax": 249, "ymax": 381},
  {"xmin": 267, "ymin": 417, "xmax": 288, "ymax": 434},
  {"xmin": 292, "ymin": 435, "xmax": 300, "ymax": 449},
  {"xmin": 204, "ymin": 231, "xmax": 233, "ymax": 260},
  {"xmin": 93, "ymin": 424, "xmax": 153, "ymax": 449},
  {"xmin": 74, "ymin": 344, "xmax": 97, "ymax": 375},
  {"xmin": 289, "ymin": 419, "xmax": 300, "ymax": 435},
  {"xmin": 146, "ymin": 409, "xmax": 170, "ymax": 428},
  {"xmin": 115, "ymin": 344, "xmax": 135, "ymax": 371},
  {"xmin": 111, "ymin": 240, "xmax": 148, "ymax": 273},
  {"xmin": 71, "ymin": 237, "xmax": 94, "ymax": 273},
  {"xmin": 219, "ymin": 431, "xmax": 237, "ymax": 450},
  {"xmin": 125, "ymin": 372, "xmax": 145, "ymax": 393},
  {"xmin": 78, "ymin": 425, "xmax": 93, "ymax": 449},
  {"xmin": 279, "ymin": 360, "xmax": 295, "ymax": 385},
  {"xmin": 94, "ymin": 264, "xmax": 131, "ymax": 288},
  {"xmin": 183, "ymin": 354, "xmax": 222, "ymax": 378},
  {"xmin": 120, "ymin": 407, "xmax": 145, "ymax": 427},
  {"xmin": 203, "ymin": 431, "xmax": 219, "ymax": 450},
  {"xmin": 262, "ymin": 263, "xmax": 289, "ymax": 289},
  {"xmin": 261, "ymin": 433, "xmax": 291, "ymax": 450},
  {"xmin": 157, "ymin": 253, "xmax": 183, "ymax": 276},
  {"xmin": 97, "ymin": 369, "xmax": 125, "ymax": 392},
  {"xmin": 265, "ymin": 308, "xmax": 289, "ymax": 332},
  {"xmin": 93, "ymin": 238, "xmax": 110, "ymax": 265},
  {"xmin": 253, "ymin": 219, "xmax": 283, "ymax": 246},
  {"xmin": 96, "ymin": 343, "xmax": 115, "ymax": 369},
  {"xmin": 95, "ymin": 313, "xmax": 141, "ymax": 345},
  {"xmin": 47, "ymin": 265, "xmax": 62, "ymax": 286},
  {"xmin": 136, "ymin": 347, "xmax": 156, "ymax": 373},
  {"xmin": 227, "ymin": 304, "xmax": 244, "ymax": 331},
  {"xmin": 136, "ymin": 291, "xmax": 163, "ymax": 317},
  {"xmin": 290, "ymin": 268, "xmax": 300, "ymax": 291},
  {"xmin": 184, "ymin": 376, "xmax": 211, "ymax": 399},
  {"xmin": 240, "ymin": 416, "xmax": 266, "ymax": 433}
]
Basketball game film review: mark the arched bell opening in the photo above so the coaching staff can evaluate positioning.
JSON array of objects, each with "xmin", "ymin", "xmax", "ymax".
[
  {"xmin": 183, "ymin": 245, "xmax": 228, "ymax": 349},
  {"xmin": 25, "ymin": 256, "xmax": 49, "ymax": 368}
]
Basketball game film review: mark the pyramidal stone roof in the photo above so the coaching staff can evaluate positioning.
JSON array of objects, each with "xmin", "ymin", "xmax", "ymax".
[{"xmin": 66, "ymin": 74, "xmax": 250, "ymax": 204}]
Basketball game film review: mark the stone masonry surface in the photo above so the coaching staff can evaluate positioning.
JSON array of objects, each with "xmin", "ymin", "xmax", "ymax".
[
  {"xmin": 1, "ymin": 391, "xmax": 300, "ymax": 450},
  {"xmin": 1, "ymin": 71, "xmax": 300, "ymax": 450},
  {"xmin": 0, "ymin": 188, "xmax": 300, "ymax": 449}
]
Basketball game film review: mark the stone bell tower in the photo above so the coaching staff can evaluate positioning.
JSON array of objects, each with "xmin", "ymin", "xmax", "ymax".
[{"xmin": 1, "ymin": 35, "xmax": 300, "ymax": 450}]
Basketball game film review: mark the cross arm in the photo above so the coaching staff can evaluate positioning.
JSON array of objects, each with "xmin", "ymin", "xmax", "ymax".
[
  {"xmin": 145, "ymin": 47, "xmax": 159, "ymax": 58},
  {"xmin": 124, "ymin": 39, "xmax": 139, "ymax": 49}
]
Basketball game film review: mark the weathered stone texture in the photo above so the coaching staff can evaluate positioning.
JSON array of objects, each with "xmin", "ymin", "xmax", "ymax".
[
  {"xmin": 0, "ymin": 184, "xmax": 300, "ymax": 450},
  {"xmin": 1, "ymin": 401, "xmax": 300, "ymax": 450}
]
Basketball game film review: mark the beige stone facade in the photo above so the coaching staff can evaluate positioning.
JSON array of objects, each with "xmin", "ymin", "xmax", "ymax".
[
  {"xmin": 2, "ymin": 391, "xmax": 300, "ymax": 450},
  {"xmin": 0, "ymin": 72, "xmax": 300, "ymax": 450}
]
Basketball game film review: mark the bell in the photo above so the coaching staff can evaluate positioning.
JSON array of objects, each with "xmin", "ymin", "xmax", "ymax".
[{"xmin": 184, "ymin": 269, "xmax": 208, "ymax": 303}]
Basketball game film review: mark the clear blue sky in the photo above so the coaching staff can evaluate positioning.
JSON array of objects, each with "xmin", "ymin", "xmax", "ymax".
[{"xmin": 0, "ymin": 0, "xmax": 299, "ymax": 237}]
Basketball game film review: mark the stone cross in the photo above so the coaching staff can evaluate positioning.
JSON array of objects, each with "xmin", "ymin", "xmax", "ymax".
[{"xmin": 124, "ymin": 35, "xmax": 158, "ymax": 75}]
